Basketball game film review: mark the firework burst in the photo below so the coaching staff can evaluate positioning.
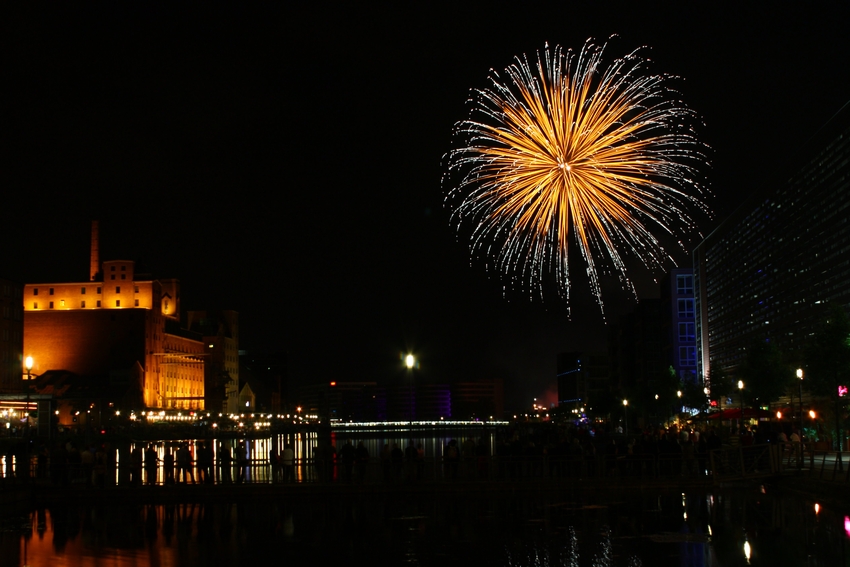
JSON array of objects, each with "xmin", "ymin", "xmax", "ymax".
[{"xmin": 443, "ymin": 39, "xmax": 710, "ymax": 316}]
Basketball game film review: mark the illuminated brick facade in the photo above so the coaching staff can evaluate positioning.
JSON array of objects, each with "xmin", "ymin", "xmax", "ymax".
[{"xmin": 23, "ymin": 260, "xmax": 204, "ymax": 410}]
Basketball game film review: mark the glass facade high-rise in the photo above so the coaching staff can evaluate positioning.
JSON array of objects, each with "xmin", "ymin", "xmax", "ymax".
[
  {"xmin": 661, "ymin": 269, "xmax": 698, "ymax": 384},
  {"xmin": 694, "ymin": 104, "xmax": 850, "ymax": 387}
]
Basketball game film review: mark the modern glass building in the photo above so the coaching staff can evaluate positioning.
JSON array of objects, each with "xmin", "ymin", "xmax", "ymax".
[
  {"xmin": 661, "ymin": 268, "xmax": 698, "ymax": 385},
  {"xmin": 694, "ymin": 102, "xmax": 850, "ymax": 388}
]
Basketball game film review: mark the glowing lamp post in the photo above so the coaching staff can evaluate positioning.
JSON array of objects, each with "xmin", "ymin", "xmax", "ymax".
[
  {"xmin": 796, "ymin": 368, "xmax": 804, "ymax": 434},
  {"xmin": 405, "ymin": 354, "xmax": 416, "ymax": 421},
  {"xmin": 24, "ymin": 356, "xmax": 33, "ymax": 436},
  {"xmin": 622, "ymin": 399, "xmax": 629, "ymax": 436},
  {"xmin": 738, "ymin": 380, "xmax": 745, "ymax": 430},
  {"xmin": 677, "ymin": 390, "xmax": 683, "ymax": 421},
  {"xmin": 797, "ymin": 368, "xmax": 804, "ymax": 471}
]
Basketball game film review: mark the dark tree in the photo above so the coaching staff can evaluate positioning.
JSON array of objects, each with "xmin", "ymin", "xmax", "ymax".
[
  {"xmin": 739, "ymin": 339, "xmax": 790, "ymax": 407},
  {"xmin": 680, "ymin": 377, "xmax": 709, "ymax": 413},
  {"xmin": 805, "ymin": 304, "xmax": 850, "ymax": 466},
  {"xmin": 707, "ymin": 364, "xmax": 734, "ymax": 410},
  {"xmin": 654, "ymin": 365, "xmax": 683, "ymax": 419}
]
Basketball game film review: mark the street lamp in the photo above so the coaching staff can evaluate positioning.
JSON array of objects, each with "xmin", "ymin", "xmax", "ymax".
[
  {"xmin": 405, "ymin": 354, "xmax": 416, "ymax": 421},
  {"xmin": 797, "ymin": 368, "xmax": 804, "ymax": 471},
  {"xmin": 24, "ymin": 356, "xmax": 33, "ymax": 436},
  {"xmin": 738, "ymin": 380, "xmax": 745, "ymax": 430},
  {"xmin": 797, "ymin": 368, "xmax": 804, "ymax": 435},
  {"xmin": 622, "ymin": 399, "xmax": 629, "ymax": 436}
]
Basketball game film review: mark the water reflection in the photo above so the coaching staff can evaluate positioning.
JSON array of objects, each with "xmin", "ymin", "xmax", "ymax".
[
  {"xmin": 116, "ymin": 429, "xmax": 495, "ymax": 485},
  {"xmin": 4, "ymin": 485, "xmax": 850, "ymax": 566}
]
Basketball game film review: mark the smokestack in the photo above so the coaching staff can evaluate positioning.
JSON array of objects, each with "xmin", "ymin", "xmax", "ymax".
[{"xmin": 90, "ymin": 220, "xmax": 100, "ymax": 281}]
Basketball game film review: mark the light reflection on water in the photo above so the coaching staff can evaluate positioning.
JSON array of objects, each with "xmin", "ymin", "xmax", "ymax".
[
  {"xmin": 119, "ymin": 429, "xmax": 495, "ymax": 485},
  {"xmin": 4, "ymin": 484, "xmax": 850, "ymax": 567}
]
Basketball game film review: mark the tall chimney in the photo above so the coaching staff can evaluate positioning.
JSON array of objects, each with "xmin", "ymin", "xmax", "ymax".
[{"xmin": 90, "ymin": 220, "xmax": 100, "ymax": 281}]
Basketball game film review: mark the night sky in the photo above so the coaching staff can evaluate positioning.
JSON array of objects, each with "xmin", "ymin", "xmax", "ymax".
[{"xmin": 4, "ymin": 3, "xmax": 849, "ymax": 411}]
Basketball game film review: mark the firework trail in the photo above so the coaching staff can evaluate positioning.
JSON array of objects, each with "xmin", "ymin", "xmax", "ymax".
[{"xmin": 444, "ymin": 39, "xmax": 710, "ymax": 316}]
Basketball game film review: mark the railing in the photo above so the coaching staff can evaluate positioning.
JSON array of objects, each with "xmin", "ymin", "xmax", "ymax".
[
  {"xmin": 794, "ymin": 443, "xmax": 850, "ymax": 482},
  {"xmin": 708, "ymin": 443, "xmax": 781, "ymax": 482},
  {"xmin": 708, "ymin": 442, "xmax": 850, "ymax": 484}
]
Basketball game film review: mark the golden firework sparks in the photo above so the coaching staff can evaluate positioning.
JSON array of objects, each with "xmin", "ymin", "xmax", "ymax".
[{"xmin": 444, "ymin": 39, "xmax": 711, "ymax": 316}]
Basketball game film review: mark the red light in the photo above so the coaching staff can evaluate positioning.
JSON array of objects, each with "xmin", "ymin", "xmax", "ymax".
[
  {"xmin": 709, "ymin": 400, "xmax": 717, "ymax": 407},
  {"xmin": 839, "ymin": 385, "xmax": 848, "ymax": 397},
  {"xmin": 100, "ymin": 429, "xmax": 106, "ymax": 435},
  {"xmin": 330, "ymin": 381, "xmax": 337, "ymax": 387}
]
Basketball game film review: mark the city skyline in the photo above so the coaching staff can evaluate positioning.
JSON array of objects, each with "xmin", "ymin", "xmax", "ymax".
[{"xmin": 3, "ymin": 3, "xmax": 849, "ymax": 409}]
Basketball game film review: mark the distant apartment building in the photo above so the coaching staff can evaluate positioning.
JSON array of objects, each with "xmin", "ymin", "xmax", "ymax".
[
  {"xmin": 416, "ymin": 384, "xmax": 452, "ymax": 420},
  {"xmin": 608, "ymin": 298, "xmax": 665, "ymax": 398},
  {"xmin": 238, "ymin": 351, "xmax": 288, "ymax": 414},
  {"xmin": 300, "ymin": 381, "xmax": 387, "ymax": 422},
  {"xmin": 187, "ymin": 310, "xmax": 240, "ymax": 413},
  {"xmin": 453, "ymin": 378, "xmax": 504, "ymax": 420},
  {"xmin": 557, "ymin": 351, "xmax": 609, "ymax": 412}
]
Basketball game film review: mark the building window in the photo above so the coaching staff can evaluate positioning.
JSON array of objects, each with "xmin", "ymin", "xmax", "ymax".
[
  {"xmin": 33, "ymin": 288, "xmax": 38, "ymax": 296},
  {"xmin": 135, "ymin": 299, "xmax": 139, "ymax": 307},
  {"xmin": 96, "ymin": 287, "xmax": 101, "ymax": 294},
  {"xmin": 60, "ymin": 299, "xmax": 65, "ymax": 307},
  {"xmin": 81, "ymin": 287, "xmax": 86, "ymax": 294},
  {"xmin": 677, "ymin": 298, "xmax": 694, "ymax": 318},
  {"xmin": 81, "ymin": 300, "xmax": 86, "ymax": 308},
  {"xmin": 679, "ymin": 346, "xmax": 697, "ymax": 367},
  {"xmin": 116, "ymin": 300, "xmax": 120, "ymax": 307},
  {"xmin": 96, "ymin": 300, "xmax": 101, "ymax": 307},
  {"xmin": 135, "ymin": 286, "xmax": 139, "ymax": 293},
  {"xmin": 116, "ymin": 287, "xmax": 120, "ymax": 293},
  {"xmin": 111, "ymin": 275, "xmax": 115, "ymax": 280},
  {"xmin": 678, "ymin": 322, "xmax": 695, "ymax": 341},
  {"xmin": 49, "ymin": 301, "xmax": 54, "ymax": 309},
  {"xmin": 110, "ymin": 266, "xmax": 115, "ymax": 271},
  {"xmin": 676, "ymin": 274, "xmax": 694, "ymax": 295},
  {"xmin": 121, "ymin": 274, "xmax": 126, "ymax": 280},
  {"xmin": 121, "ymin": 265, "xmax": 126, "ymax": 271},
  {"xmin": 49, "ymin": 288, "xmax": 54, "ymax": 295},
  {"xmin": 33, "ymin": 302, "xmax": 38, "ymax": 309}
]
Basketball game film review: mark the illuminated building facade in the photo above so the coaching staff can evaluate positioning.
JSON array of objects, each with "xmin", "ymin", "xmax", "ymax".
[
  {"xmin": 24, "ymin": 259, "xmax": 205, "ymax": 410},
  {"xmin": 0, "ymin": 278, "xmax": 24, "ymax": 394},
  {"xmin": 694, "ymin": 105, "xmax": 850, "ymax": 385}
]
